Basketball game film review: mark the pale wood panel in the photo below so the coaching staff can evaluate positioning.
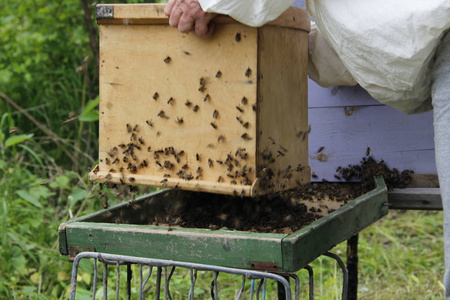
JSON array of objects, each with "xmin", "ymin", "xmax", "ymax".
[
  {"xmin": 256, "ymin": 27, "xmax": 310, "ymax": 193},
  {"xmin": 96, "ymin": 23, "xmax": 259, "ymax": 194},
  {"xmin": 97, "ymin": 4, "xmax": 311, "ymax": 32}
]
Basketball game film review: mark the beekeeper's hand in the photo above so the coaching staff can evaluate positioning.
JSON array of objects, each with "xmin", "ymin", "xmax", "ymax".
[{"xmin": 165, "ymin": 0, "xmax": 218, "ymax": 37}]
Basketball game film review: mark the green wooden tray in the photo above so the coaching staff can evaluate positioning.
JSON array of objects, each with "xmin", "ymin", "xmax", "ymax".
[{"xmin": 59, "ymin": 177, "xmax": 388, "ymax": 272}]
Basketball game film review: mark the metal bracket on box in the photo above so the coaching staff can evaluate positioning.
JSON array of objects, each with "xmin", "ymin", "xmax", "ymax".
[{"xmin": 96, "ymin": 5, "xmax": 114, "ymax": 20}]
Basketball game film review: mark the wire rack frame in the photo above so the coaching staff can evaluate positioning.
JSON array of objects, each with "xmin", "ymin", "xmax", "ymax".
[{"xmin": 69, "ymin": 252, "xmax": 348, "ymax": 300}]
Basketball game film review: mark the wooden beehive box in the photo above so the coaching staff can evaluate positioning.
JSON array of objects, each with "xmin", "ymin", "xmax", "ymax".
[{"xmin": 90, "ymin": 4, "xmax": 311, "ymax": 197}]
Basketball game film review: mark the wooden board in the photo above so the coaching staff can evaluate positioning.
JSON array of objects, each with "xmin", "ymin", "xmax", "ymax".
[
  {"xmin": 256, "ymin": 26, "xmax": 310, "ymax": 192},
  {"xmin": 94, "ymin": 22, "xmax": 259, "ymax": 195},
  {"xmin": 59, "ymin": 177, "xmax": 388, "ymax": 272},
  {"xmin": 388, "ymin": 188, "xmax": 442, "ymax": 210},
  {"xmin": 96, "ymin": 4, "xmax": 311, "ymax": 32},
  {"xmin": 91, "ymin": 4, "xmax": 311, "ymax": 196}
]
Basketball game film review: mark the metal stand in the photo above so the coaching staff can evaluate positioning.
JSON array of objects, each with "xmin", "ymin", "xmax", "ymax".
[
  {"xmin": 69, "ymin": 251, "xmax": 348, "ymax": 300},
  {"xmin": 347, "ymin": 234, "xmax": 359, "ymax": 300}
]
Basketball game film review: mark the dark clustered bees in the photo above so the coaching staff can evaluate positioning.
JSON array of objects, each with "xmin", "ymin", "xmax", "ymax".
[
  {"xmin": 146, "ymin": 120, "xmax": 153, "ymax": 127},
  {"xmin": 198, "ymin": 77, "xmax": 206, "ymax": 92},
  {"xmin": 175, "ymin": 117, "xmax": 184, "ymax": 124},
  {"xmin": 108, "ymin": 147, "xmax": 118, "ymax": 157},
  {"xmin": 129, "ymin": 177, "xmax": 135, "ymax": 182},
  {"xmin": 157, "ymin": 110, "xmax": 169, "ymax": 119},
  {"xmin": 218, "ymin": 135, "xmax": 225, "ymax": 143},
  {"xmin": 235, "ymin": 32, "xmax": 241, "ymax": 42},
  {"xmin": 153, "ymin": 92, "xmax": 159, "ymax": 100},
  {"xmin": 126, "ymin": 123, "xmax": 132, "ymax": 133},
  {"xmin": 317, "ymin": 146, "xmax": 325, "ymax": 154},
  {"xmin": 241, "ymin": 97, "xmax": 248, "ymax": 105},
  {"xmin": 245, "ymin": 68, "xmax": 252, "ymax": 77},
  {"xmin": 261, "ymin": 149, "xmax": 275, "ymax": 163},
  {"xmin": 236, "ymin": 116, "xmax": 243, "ymax": 124},
  {"xmin": 236, "ymin": 106, "xmax": 244, "ymax": 113},
  {"xmin": 243, "ymin": 122, "xmax": 249, "ymax": 129},
  {"xmin": 183, "ymin": 51, "xmax": 191, "ymax": 55},
  {"xmin": 297, "ymin": 125, "xmax": 312, "ymax": 141},
  {"xmin": 167, "ymin": 97, "xmax": 174, "ymax": 105},
  {"xmin": 235, "ymin": 148, "xmax": 248, "ymax": 159},
  {"xmin": 196, "ymin": 167, "xmax": 202, "ymax": 179},
  {"xmin": 192, "ymin": 105, "xmax": 199, "ymax": 112},
  {"xmin": 215, "ymin": 71, "xmax": 222, "ymax": 78},
  {"xmin": 196, "ymin": 153, "xmax": 200, "ymax": 161},
  {"xmin": 252, "ymin": 104, "xmax": 257, "ymax": 112},
  {"xmin": 183, "ymin": 173, "xmax": 194, "ymax": 181},
  {"xmin": 133, "ymin": 124, "xmax": 139, "ymax": 132},
  {"xmin": 164, "ymin": 56, "xmax": 171, "ymax": 63},
  {"xmin": 105, "ymin": 157, "xmax": 111, "ymax": 165},
  {"xmin": 279, "ymin": 145, "xmax": 288, "ymax": 153},
  {"xmin": 185, "ymin": 99, "xmax": 192, "ymax": 107},
  {"xmin": 164, "ymin": 161, "xmax": 174, "ymax": 170},
  {"xmin": 241, "ymin": 133, "xmax": 252, "ymax": 141},
  {"xmin": 208, "ymin": 159, "xmax": 213, "ymax": 168},
  {"xmin": 203, "ymin": 94, "xmax": 210, "ymax": 102},
  {"xmin": 217, "ymin": 176, "xmax": 223, "ymax": 183},
  {"xmin": 210, "ymin": 122, "xmax": 217, "ymax": 129},
  {"xmin": 213, "ymin": 110, "xmax": 218, "ymax": 119}
]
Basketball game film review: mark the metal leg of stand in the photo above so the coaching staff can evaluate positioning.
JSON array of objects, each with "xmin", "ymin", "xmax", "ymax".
[
  {"xmin": 303, "ymin": 265, "xmax": 314, "ymax": 300},
  {"xmin": 347, "ymin": 234, "xmax": 359, "ymax": 300},
  {"xmin": 324, "ymin": 252, "xmax": 348, "ymax": 300},
  {"xmin": 277, "ymin": 275, "xmax": 290, "ymax": 300}
]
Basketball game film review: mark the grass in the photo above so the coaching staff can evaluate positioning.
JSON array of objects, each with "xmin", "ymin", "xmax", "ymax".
[{"xmin": 357, "ymin": 210, "xmax": 445, "ymax": 299}]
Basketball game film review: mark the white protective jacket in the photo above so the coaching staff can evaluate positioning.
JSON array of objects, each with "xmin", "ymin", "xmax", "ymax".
[{"xmin": 199, "ymin": 0, "xmax": 450, "ymax": 114}]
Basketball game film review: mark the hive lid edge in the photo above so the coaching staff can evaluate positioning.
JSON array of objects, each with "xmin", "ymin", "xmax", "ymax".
[{"xmin": 96, "ymin": 3, "xmax": 310, "ymax": 31}]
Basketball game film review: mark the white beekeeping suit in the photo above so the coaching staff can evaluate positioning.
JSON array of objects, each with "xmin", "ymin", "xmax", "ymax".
[
  {"xmin": 199, "ymin": 0, "xmax": 450, "ymax": 114},
  {"xmin": 200, "ymin": 0, "xmax": 450, "ymax": 298}
]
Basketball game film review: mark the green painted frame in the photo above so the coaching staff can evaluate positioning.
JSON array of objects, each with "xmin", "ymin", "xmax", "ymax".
[{"xmin": 59, "ymin": 177, "xmax": 388, "ymax": 272}]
